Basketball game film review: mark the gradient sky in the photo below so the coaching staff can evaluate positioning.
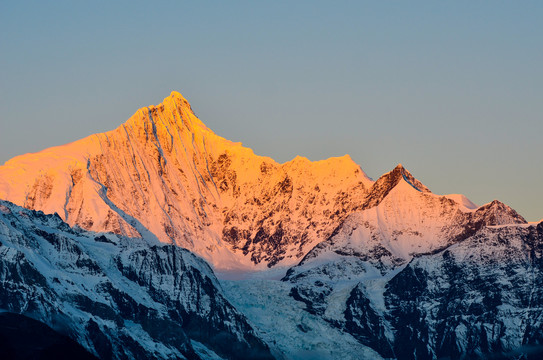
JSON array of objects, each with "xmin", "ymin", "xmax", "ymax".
[{"xmin": 1, "ymin": 1, "xmax": 542, "ymax": 221}]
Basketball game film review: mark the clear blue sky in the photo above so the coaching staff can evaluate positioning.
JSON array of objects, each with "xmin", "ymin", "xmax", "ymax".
[{"xmin": 1, "ymin": 1, "xmax": 542, "ymax": 221}]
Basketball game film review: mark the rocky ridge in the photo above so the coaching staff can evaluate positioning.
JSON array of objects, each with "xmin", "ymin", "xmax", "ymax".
[{"xmin": 0, "ymin": 199, "xmax": 273, "ymax": 360}]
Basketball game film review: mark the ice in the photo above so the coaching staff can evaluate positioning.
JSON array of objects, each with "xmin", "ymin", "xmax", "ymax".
[{"xmin": 221, "ymin": 278, "xmax": 383, "ymax": 360}]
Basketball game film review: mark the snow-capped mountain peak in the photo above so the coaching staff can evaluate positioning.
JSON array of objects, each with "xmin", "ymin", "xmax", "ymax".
[
  {"xmin": 0, "ymin": 91, "xmax": 375, "ymax": 271},
  {"xmin": 361, "ymin": 163, "xmax": 430, "ymax": 210}
]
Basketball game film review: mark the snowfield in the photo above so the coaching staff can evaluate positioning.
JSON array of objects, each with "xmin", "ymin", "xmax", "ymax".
[{"xmin": 221, "ymin": 277, "xmax": 382, "ymax": 360}]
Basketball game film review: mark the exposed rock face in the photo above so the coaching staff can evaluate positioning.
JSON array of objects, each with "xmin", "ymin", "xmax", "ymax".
[
  {"xmin": 344, "ymin": 284, "xmax": 395, "ymax": 358},
  {"xmin": 383, "ymin": 223, "xmax": 543, "ymax": 360},
  {"xmin": 0, "ymin": 200, "xmax": 273, "ymax": 360}
]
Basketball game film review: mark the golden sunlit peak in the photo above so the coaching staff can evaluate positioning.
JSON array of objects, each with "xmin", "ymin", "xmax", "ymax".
[
  {"xmin": 338, "ymin": 154, "xmax": 355, "ymax": 162},
  {"xmin": 142, "ymin": 91, "xmax": 191, "ymax": 113},
  {"xmin": 169, "ymin": 90, "xmax": 184, "ymax": 99},
  {"xmin": 291, "ymin": 155, "xmax": 310, "ymax": 163},
  {"xmin": 165, "ymin": 90, "xmax": 191, "ymax": 107},
  {"xmin": 156, "ymin": 90, "xmax": 193, "ymax": 112}
]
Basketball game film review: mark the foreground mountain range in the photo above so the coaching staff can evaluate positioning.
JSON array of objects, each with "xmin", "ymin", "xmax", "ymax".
[{"xmin": 0, "ymin": 92, "xmax": 541, "ymax": 359}]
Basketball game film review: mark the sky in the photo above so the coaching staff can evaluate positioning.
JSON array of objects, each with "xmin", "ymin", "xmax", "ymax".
[{"xmin": 1, "ymin": 1, "xmax": 542, "ymax": 221}]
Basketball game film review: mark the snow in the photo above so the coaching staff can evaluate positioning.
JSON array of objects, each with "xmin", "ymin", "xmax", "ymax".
[
  {"xmin": 221, "ymin": 278, "xmax": 382, "ymax": 360},
  {"xmin": 215, "ymin": 266, "xmax": 290, "ymax": 281},
  {"xmin": 0, "ymin": 91, "xmax": 376, "ymax": 272},
  {"xmin": 191, "ymin": 341, "xmax": 225, "ymax": 360},
  {"xmin": 0, "ymin": 199, "xmax": 269, "ymax": 360},
  {"xmin": 443, "ymin": 193, "xmax": 478, "ymax": 210},
  {"xmin": 0, "ymin": 91, "xmax": 540, "ymax": 359},
  {"xmin": 298, "ymin": 176, "xmax": 463, "ymax": 264},
  {"xmin": 1, "ymin": 90, "xmax": 534, "ymax": 277}
]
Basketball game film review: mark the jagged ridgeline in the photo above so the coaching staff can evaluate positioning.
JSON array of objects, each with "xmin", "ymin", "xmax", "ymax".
[{"xmin": 1, "ymin": 91, "xmax": 542, "ymax": 360}]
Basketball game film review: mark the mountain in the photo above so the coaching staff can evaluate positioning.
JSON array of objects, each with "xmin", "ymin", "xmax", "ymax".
[
  {"xmin": 286, "ymin": 164, "xmax": 526, "ymax": 277},
  {"xmin": 384, "ymin": 222, "xmax": 543, "ymax": 359},
  {"xmin": 1, "ymin": 90, "xmax": 542, "ymax": 359},
  {"xmin": 279, "ymin": 165, "xmax": 541, "ymax": 359},
  {"xmin": 0, "ymin": 92, "xmax": 373, "ymax": 272},
  {"xmin": 0, "ymin": 199, "xmax": 273, "ymax": 360}
]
